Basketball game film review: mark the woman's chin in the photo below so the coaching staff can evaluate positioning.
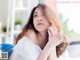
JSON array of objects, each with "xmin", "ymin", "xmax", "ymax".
[{"xmin": 36, "ymin": 29, "xmax": 47, "ymax": 32}]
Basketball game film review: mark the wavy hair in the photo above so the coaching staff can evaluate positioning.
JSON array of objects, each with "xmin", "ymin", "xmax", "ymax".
[{"xmin": 16, "ymin": 4, "xmax": 68, "ymax": 57}]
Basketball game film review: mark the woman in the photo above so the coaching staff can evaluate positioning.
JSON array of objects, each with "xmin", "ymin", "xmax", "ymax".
[{"xmin": 10, "ymin": 4, "xmax": 68, "ymax": 60}]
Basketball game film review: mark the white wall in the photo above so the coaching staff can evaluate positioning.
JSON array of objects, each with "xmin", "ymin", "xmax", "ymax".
[
  {"xmin": 0, "ymin": 0, "xmax": 9, "ymax": 25},
  {"xmin": 0, "ymin": 0, "xmax": 39, "ymax": 27}
]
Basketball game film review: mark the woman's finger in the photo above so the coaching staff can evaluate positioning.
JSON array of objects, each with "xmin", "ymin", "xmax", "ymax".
[
  {"xmin": 48, "ymin": 27, "xmax": 55, "ymax": 35},
  {"xmin": 48, "ymin": 29, "xmax": 52, "ymax": 38},
  {"xmin": 51, "ymin": 24, "xmax": 57, "ymax": 34},
  {"xmin": 48, "ymin": 25, "xmax": 57, "ymax": 35},
  {"xmin": 55, "ymin": 34, "xmax": 63, "ymax": 45}
]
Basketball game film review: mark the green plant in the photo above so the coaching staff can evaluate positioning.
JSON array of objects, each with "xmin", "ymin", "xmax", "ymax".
[
  {"xmin": 2, "ymin": 25, "xmax": 7, "ymax": 32},
  {"xmin": 15, "ymin": 19, "xmax": 22, "ymax": 25},
  {"xmin": 58, "ymin": 13, "xmax": 75, "ymax": 37}
]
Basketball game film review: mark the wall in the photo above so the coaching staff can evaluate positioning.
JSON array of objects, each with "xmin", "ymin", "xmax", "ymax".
[{"xmin": 0, "ymin": 0, "xmax": 8, "ymax": 26}]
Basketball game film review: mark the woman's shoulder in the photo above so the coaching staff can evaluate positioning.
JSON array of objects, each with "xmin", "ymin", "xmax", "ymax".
[
  {"xmin": 24, "ymin": 29, "xmax": 37, "ymax": 44},
  {"xmin": 14, "ymin": 29, "xmax": 37, "ymax": 49}
]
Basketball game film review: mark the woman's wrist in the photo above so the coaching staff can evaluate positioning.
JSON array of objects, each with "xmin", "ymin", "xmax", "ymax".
[
  {"xmin": 46, "ymin": 41, "xmax": 53, "ymax": 50},
  {"xmin": 38, "ymin": 42, "xmax": 53, "ymax": 60},
  {"xmin": 48, "ymin": 47, "xmax": 58, "ymax": 60},
  {"xmin": 47, "ymin": 40, "xmax": 57, "ymax": 49}
]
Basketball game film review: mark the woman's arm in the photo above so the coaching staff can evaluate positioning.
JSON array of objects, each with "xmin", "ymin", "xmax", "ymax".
[
  {"xmin": 38, "ymin": 45, "xmax": 58, "ymax": 60},
  {"xmin": 37, "ymin": 42, "xmax": 53, "ymax": 60},
  {"xmin": 47, "ymin": 25, "xmax": 63, "ymax": 60},
  {"xmin": 37, "ymin": 30, "xmax": 63, "ymax": 60},
  {"xmin": 48, "ymin": 47, "xmax": 59, "ymax": 60}
]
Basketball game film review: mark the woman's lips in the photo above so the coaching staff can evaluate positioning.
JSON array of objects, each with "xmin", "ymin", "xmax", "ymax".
[{"xmin": 37, "ymin": 23, "xmax": 43, "ymax": 25}]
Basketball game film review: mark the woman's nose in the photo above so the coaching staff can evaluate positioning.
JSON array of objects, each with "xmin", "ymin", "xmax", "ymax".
[
  {"xmin": 38, "ymin": 17, "xmax": 42, "ymax": 21},
  {"xmin": 38, "ymin": 19, "xmax": 41, "ymax": 21}
]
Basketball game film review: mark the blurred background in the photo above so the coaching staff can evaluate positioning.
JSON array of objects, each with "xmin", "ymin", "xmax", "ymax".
[{"xmin": 0, "ymin": 0, "xmax": 80, "ymax": 60}]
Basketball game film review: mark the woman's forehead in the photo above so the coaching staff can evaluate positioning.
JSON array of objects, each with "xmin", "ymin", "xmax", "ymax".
[{"xmin": 34, "ymin": 7, "xmax": 44, "ymax": 14}]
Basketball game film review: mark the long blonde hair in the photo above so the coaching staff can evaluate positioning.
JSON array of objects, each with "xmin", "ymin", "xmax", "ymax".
[{"xmin": 16, "ymin": 4, "xmax": 68, "ymax": 57}]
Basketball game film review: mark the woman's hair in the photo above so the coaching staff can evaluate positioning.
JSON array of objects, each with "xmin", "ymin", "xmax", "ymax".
[{"xmin": 15, "ymin": 4, "xmax": 68, "ymax": 57}]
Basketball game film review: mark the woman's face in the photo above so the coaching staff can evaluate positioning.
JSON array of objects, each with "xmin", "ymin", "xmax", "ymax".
[{"xmin": 33, "ymin": 8, "xmax": 50, "ymax": 32}]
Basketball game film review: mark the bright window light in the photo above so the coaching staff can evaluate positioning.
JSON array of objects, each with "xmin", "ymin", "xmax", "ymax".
[{"xmin": 57, "ymin": 0, "xmax": 80, "ymax": 33}]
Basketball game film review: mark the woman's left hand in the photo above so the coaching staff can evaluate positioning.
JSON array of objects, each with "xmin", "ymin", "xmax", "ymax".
[
  {"xmin": 48, "ymin": 25, "xmax": 57, "ymax": 35},
  {"xmin": 47, "ymin": 25, "xmax": 63, "ymax": 60}
]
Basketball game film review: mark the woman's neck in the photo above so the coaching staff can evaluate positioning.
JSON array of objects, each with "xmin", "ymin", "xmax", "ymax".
[
  {"xmin": 37, "ymin": 31, "xmax": 48, "ymax": 49},
  {"xmin": 39, "ymin": 31, "xmax": 48, "ymax": 40}
]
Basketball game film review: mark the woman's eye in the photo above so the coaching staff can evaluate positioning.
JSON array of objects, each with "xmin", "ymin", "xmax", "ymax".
[{"xmin": 33, "ymin": 14, "xmax": 38, "ymax": 17}]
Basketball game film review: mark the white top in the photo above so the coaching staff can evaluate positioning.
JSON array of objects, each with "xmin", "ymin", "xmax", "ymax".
[{"xmin": 10, "ymin": 36, "xmax": 69, "ymax": 60}]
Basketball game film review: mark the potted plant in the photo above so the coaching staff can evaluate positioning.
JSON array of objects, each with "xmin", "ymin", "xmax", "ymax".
[
  {"xmin": 14, "ymin": 19, "xmax": 22, "ymax": 30},
  {"xmin": 2, "ymin": 25, "xmax": 7, "ymax": 32}
]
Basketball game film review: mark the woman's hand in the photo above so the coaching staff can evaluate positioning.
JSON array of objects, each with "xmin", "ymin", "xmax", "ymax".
[
  {"xmin": 47, "ymin": 25, "xmax": 63, "ymax": 60},
  {"xmin": 47, "ymin": 25, "xmax": 63, "ymax": 48}
]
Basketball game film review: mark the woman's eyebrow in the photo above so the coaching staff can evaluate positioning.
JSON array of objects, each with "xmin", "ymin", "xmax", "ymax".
[{"xmin": 34, "ymin": 12, "xmax": 38, "ymax": 14}]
